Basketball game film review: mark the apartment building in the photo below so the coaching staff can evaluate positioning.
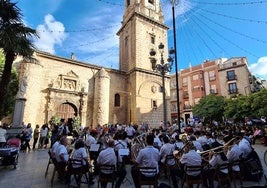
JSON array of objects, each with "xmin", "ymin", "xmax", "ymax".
[{"xmin": 170, "ymin": 57, "xmax": 252, "ymax": 124}]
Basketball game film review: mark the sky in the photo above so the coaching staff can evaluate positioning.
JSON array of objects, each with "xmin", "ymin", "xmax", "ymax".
[{"xmin": 16, "ymin": 0, "xmax": 267, "ymax": 80}]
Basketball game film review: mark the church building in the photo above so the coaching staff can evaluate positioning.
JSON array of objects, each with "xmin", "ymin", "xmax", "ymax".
[{"xmin": 14, "ymin": 0, "xmax": 172, "ymax": 128}]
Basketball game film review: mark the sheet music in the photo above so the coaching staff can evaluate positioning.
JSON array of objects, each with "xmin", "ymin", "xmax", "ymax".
[
  {"xmin": 90, "ymin": 144, "xmax": 100, "ymax": 152},
  {"xmin": 118, "ymin": 148, "xmax": 129, "ymax": 156}
]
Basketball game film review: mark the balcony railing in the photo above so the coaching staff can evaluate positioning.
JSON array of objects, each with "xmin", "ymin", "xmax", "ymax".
[
  {"xmin": 226, "ymin": 75, "xmax": 237, "ymax": 81},
  {"xmin": 228, "ymin": 89, "xmax": 238, "ymax": 94}
]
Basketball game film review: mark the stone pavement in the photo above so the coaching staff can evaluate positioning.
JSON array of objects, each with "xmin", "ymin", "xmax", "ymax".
[{"xmin": 0, "ymin": 144, "xmax": 267, "ymax": 188}]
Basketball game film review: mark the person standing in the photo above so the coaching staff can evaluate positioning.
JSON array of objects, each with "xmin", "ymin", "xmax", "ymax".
[
  {"xmin": 32, "ymin": 124, "xmax": 40, "ymax": 150},
  {"xmin": 0, "ymin": 125, "xmax": 7, "ymax": 147},
  {"xmin": 39, "ymin": 124, "xmax": 49, "ymax": 149}
]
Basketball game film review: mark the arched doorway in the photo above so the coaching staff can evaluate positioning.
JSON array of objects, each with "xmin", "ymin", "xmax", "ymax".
[{"xmin": 56, "ymin": 102, "xmax": 77, "ymax": 121}]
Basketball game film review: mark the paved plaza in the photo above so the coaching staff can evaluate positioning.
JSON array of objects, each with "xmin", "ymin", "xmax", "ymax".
[{"xmin": 0, "ymin": 143, "xmax": 267, "ymax": 188}]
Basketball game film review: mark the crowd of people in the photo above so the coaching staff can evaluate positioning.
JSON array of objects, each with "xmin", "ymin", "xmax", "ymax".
[{"xmin": 1, "ymin": 119, "xmax": 266, "ymax": 187}]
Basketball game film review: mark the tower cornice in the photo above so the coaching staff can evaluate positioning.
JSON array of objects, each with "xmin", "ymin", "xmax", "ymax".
[{"xmin": 117, "ymin": 11, "xmax": 169, "ymax": 35}]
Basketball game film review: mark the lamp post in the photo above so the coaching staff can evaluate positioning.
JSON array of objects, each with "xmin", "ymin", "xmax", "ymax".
[
  {"xmin": 171, "ymin": 0, "xmax": 181, "ymax": 132},
  {"xmin": 150, "ymin": 43, "xmax": 174, "ymax": 127}
]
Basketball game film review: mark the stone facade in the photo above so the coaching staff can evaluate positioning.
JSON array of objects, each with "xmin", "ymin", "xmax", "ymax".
[{"xmin": 14, "ymin": 0, "xmax": 172, "ymax": 128}]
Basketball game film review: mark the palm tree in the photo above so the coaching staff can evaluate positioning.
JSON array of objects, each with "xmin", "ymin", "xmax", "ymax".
[{"xmin": 0, "ymin": 0, "xmax": 38, "ymax": 118}]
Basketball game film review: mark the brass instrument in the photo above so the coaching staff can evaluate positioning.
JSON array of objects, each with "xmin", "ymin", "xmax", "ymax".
[
  {"xmin": 198, "ymin": 137, "xmax": 237, "ymax": 158},
  {"xmin": 130, "ymin": 133, "xmax": 148, "ymax": 161},
  {"xmin": 173, "ymin": 140, "xmax": 192, "ymax": 159}
]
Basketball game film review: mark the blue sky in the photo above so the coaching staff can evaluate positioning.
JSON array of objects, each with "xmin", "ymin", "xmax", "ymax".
[{"xmin": 16, "ymin": 0, "xmax": 267, "ymax": 80}]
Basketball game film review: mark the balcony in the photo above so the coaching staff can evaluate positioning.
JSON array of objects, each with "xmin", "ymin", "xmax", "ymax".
[
  {"xmin": 183, "ymin": 94, "xmax": 189, "ymax": 99},
  {"xmin": 226, "ymin": 75, "xmax": 237, "ymax": 81},
  {"xmin": 228, "ymin": 89, "xmax": 238, "ymax": 94},
  {"xmin": 184, "ymin": 105, "xmax": 192, "ymax": 110}
]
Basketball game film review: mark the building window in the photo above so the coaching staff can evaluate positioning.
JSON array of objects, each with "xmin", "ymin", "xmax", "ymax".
[
  {"xmin": 210, "ymin": 85, "xmax": 217, "ymax": 94},
  {"xmin": 192, "ymin": 74, "xmax": 199, "ymax": 80},
  {"xmin": 227, "ymin": 70, "xmax": 236, "ymax": 81},
  {"xmin": 115, "ymin": 93, "xmax": 120, "ymax": 107},
  {"xmin": 151, "ymin": 35, "xmax": 155, "ymax": 44},
  {"xmin": 228, "ymin": 83, "xmax": 238, "ymax": 94},
  {"xmin": 209, "ymin": 71, "xmax": 216, "ymax": 81},
  {"xmin": 182, "ymin": 77, "xmax": 187, "ymax": 86},
  {"xmin": 127, "ymin": 0, "xmax": 130, "ymax": 6},
  {"xmin": 152, "ymin": 100, "xmax": 157, "ymax": 109},
  {"xmin": 148, "ymin": 0, "xmax": 154, "ymax": 5}
]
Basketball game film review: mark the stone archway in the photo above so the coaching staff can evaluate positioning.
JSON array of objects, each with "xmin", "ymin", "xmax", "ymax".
[{"xmin": 56, "ymin": 102, "xmax": 77, "ymax": 121}]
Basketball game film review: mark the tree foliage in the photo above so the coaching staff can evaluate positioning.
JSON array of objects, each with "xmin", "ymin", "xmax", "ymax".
[
  {"xmin": 0, "ymin": 0, "xmax": 38, "ymax": 117},
  {"xmin": 223, "ymin": 89, "xmax": 267, "ymax": 122},
  {"xmin": 192, "ymin": 94, "xmax": 225, "ymax": 123},
  {"xmin": 0, "ymin": 51, "xmax": 18, "ymax": 117}
]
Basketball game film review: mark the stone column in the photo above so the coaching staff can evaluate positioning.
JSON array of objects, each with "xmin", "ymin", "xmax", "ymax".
[
  {"xmin": 93, "ymin": 68, "xmax": 110, "ymax": 127},
  {"xmin": 7, "ymin": 98, "xmax": 26, "ymax": 138}
]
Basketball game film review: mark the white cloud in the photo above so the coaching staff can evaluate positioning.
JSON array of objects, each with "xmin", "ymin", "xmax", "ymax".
[
  {"xmin": 249, "ymin": 56, "xmax": 267, "ymax": 80},
  {"xmin": 34, "ymin": 14, "xmax": 67, "ymax": 54}
]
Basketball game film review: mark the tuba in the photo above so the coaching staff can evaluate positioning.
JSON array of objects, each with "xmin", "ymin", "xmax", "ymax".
[{"xmin": 130, "ymin": 133, "xmax": 147, "ymax": 161}]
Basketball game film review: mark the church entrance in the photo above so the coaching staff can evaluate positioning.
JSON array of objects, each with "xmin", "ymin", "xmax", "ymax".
[{"xmin": 56, "ymin": 102, "xmax": 77, "ymax": 121}]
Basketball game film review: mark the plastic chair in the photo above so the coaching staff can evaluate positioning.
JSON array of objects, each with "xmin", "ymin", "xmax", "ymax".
[
  {"xmin": 138, "ymin": 167, "xmax": 158, "ymax": 188},
  {"xmin": 97, "ymin": 164, "xmax": 116, "ymax": 188},
  {"xmin": 181, "ymin": 165, "xmax": 203, "ymax": 188}
]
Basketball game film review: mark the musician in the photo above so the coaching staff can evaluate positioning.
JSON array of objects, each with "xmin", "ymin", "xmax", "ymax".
[
  {"xmin": 189, "ymin": 135, "xmax": 203, "ymax": 152},
  {"xmin": 97, "ymin": 139, "xmax": 126, "ymax": 188},
  {"xmin": 170, "ymin": 141, "xmax": 202, "ymax": 188},
  {"xmin": 223, "ymin": 136, "xmax": 242, "ymax": 171},
  {"xmin": 202, "ymin": 147, "xmax": 229, "ymax": 188},
  {"xmin": 238, "ymin": 132, "xmax": 252, "ymax": 159},
  {"xmin": 174, "ymin": 134, "xmax": 184, "ymax": 150},
  {"xmin": 131, "ymin": 133, "xmax": 160, "ymax": 188},
  {"xmin": 159, "ymin": 136, "xmax": 176, "ymax": 166}
]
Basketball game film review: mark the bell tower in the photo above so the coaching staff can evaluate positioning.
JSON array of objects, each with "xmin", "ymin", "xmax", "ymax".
[
  {"xmin": 117, "ymin": 0, "xmax": 168, "ymax": 72},
  {"xmin": 117, "ymin": 0, "xmax": 171, "ymax": 126}
]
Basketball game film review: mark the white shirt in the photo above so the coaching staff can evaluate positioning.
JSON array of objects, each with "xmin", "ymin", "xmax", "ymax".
[
  {"xmin": 180, "ymin": 150, "xmax": 202, "ymax": 176},
  {"xmin": 85, "ymin": 134, "xmax": 97, "ymax": 147},
  {"xmin": 160, "ymin": 143, "xmax": 175, "ymax": 165},
  {"xmin": 193, "ymin": 140, "xmax": 203, "ymax": 152},
  {"xmin": 97, "ymin": 147, "xmax": 118, "ymax": 173},
  {"xmin": 209, "ymin": 154, "xmax": 228, "ymax": 174},
  {"xmin": 136, "ymin": 145, "xmax": 160, "ymax": 176},
  {"xmin": 40, "ymin": 127, "xmax": 48, "ymax": 137},
  {"xmin": 55, "ymin": 144, "xmax": 69, "ymax": 163},
  {"xmin": 0, "ymin": 128, "xmax": 7, "ymax": 143},
  {"xmin": 227, "ymin": 144, "xmax": 241, "ymax": 171},
  {"xmin": 72, "ymin": 147, "xmax": 88, "ymax": 167},
  {"xmin": 239, "ymin": 138, "xmax": 252, "ymax": 158}
]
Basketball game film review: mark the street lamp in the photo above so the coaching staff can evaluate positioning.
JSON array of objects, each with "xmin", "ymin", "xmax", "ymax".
[
  {"xmin": 171, "ymin": 0, "xmax": 181, "ymax": 132},
  {"xmin": 149, "ymin": 43, "xmax": 174, "ymax": 127}
]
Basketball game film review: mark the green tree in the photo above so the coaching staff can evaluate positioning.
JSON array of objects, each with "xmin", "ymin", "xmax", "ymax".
[
  {"xmin": 192, "ymin": 94, "xmax": 225, "ymax": 123},
  {"xmin": 0, "ymin": 0, "xmax": 38, "ymax": 118},
  {"xmin": 0, "ymin": 51, "xmax": 18, "ymax": 117},
  {"xmin": 224, "ymin": 95, "xmax": 251, "ymax": 122},
  {"xmin": 249, "ymin": 89, "xmax": 267, "ymax": 117}
]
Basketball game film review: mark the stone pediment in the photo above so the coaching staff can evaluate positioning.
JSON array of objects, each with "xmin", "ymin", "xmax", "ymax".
[{"xmin": 53, "ymin": 70, "xmax": 80, "ymax": 91}]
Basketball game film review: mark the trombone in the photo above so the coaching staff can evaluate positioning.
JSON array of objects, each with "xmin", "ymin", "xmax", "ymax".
[{"xmin": 198, "ymin": 137, "xmax": 237, "ymax": 157}]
